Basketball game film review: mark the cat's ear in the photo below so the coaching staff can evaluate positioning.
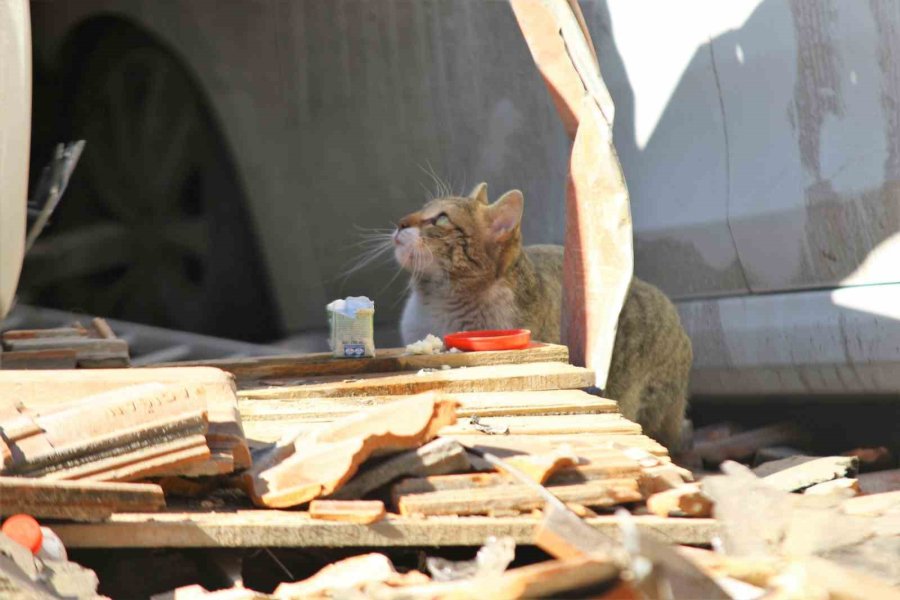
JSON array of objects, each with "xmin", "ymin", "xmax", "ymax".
[
  {"xmin": 487, "ymin": 190, "xmax": 524, "ymax": 242},
  {"xmin": 469, "ymin": 182, "xmax": 489, "ymax": 205}
]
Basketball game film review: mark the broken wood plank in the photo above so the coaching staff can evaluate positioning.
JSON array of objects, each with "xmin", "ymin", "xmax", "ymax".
[
  {"xmin": 755, "ymin": 456, "xmax": 858, "ymax": 492},
  {"xmin": 534, "ymin": 501, "xmax": 618, "ymax": 560},
  {"xmin": 168, "ymin": 343, "xmax": 569, "ymax": 381},
  {"xmin": 646, "ymin": 484, "xmax": 713, "ymax": 518},
  {"xmin": 442, "ymin": 413, "xmax": 641, "ymax": 436},
  {"xmin": 329, "ymin": 437, "xmax": 470, "ymax": 500},
  {"xmin": 239, "ymin": 362, "xmax": 595, "ymax": 399},
  {"xmin": 804, "ymin": 477, "xmax": 859, "ymax": 496},
  {"xmin": 309, "ymin": 500, "xmax": 386, "ymax": 524},
  {"xmin": 49, "ymin": 512, "xmax": 718, "ymax": 548},
  {"xmin": 239, "ymin": 394, "xmax": 458, "ymax": 508},
  {"xmin": 0, "ymin": 477, "xmax": 165, "ymax": 521},
  {"xmin": 692, "ymin": 422, "xmax": 810, "ymax": 465},
  {"xmin": 397, "ymin": 479, "xmax": 641, "ymax": 516}
]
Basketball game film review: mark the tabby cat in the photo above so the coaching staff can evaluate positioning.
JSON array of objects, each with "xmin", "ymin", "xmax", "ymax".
[{"xmin": 393, "ymin": 183, "xmax": 692, "ymax": 450}]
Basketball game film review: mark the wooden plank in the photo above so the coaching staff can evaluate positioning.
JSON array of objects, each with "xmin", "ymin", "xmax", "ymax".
[
  {"xmin": 309, "ymin": 500, "xmax": 386, "ymax": 524},
  {"xmin": 50, "ymin": 511, "xmax": 718, "ymax": 548},
  {"xmin": 755, "ymin": 456, "xmax": 858, "ymax": 492},
  {"xmin": 442, "ymin": 413, "xmax": 641, "ymax": 436},
  {"xmin": 2, "ymin": 327, "xmax": 88, "ymax": 341},
  {"xmin": 167, "ymin": 343, "xmax": 569, "ymax": 381},
  {"xmin": 0, "ymin": 477, "xmax": 165, "ymax": 521},
  {"xmin": 237, "ymin": 389, "xmax": 618, "ymax": 423},
  {"xmin": 239, "ymin": 362, "xmax": 595, "ymax": 399},
  {"xmin": 391, "ymin": 453, "xmax": 642, "ymax": 499},
  {"xmin": 397, "ymin": 479, "xmax": 642, "ymax": 516},
  {"xmin": 39, "ymin": 435, "xmax": 211, "ymax": 482},
  {"xmin": 0, "ymin": 348, "xmax": 78, "ymax": 369}
]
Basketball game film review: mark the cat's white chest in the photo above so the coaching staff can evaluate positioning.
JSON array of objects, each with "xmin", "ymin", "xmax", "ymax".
[{"xmin": 400, "ymin": 285, "xmax": 517, "ymax": 345}]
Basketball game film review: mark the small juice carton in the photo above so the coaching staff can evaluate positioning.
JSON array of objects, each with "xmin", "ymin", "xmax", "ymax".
[{"xmin": 327, "ymin": 296, "xmax": 375, "ymax": 358}]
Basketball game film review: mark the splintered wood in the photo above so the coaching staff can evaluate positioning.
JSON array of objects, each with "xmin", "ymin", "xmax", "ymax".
[{"xmin": 238, "ymin": 394, "xmax": 458, "ymax": 508}]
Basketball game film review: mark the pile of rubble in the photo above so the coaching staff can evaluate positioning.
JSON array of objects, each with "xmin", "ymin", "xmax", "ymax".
[{"xmin": 0, "ymin": 327, "xmax": 897, "ymax": 599}]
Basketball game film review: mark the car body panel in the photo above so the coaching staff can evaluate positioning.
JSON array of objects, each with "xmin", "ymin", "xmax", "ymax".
[
  {"xmin": 27, "ymin": 1, "xmax": 900, "ymax": 395},
  {"xmin": 0, "ymin": 0, "xmax": 31, "ymax": 320}
]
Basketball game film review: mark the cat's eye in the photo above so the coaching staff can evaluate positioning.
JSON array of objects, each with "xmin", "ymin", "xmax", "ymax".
[{"xmin": 434, "ymin": 214, "xmax": 451, "ymax": 227}]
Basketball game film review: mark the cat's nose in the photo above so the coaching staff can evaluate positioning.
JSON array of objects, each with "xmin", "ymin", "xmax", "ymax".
[{"xmin": 397, "ymin": 216, "xmax": 414, "ymax": 230}]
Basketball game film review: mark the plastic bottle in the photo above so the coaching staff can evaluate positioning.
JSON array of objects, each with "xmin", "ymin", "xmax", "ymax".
[{"xmin": 1, "ymin": 514, "xmax": 68, "ymax": 562}]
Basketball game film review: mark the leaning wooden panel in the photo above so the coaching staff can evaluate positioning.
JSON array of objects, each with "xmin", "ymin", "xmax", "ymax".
[
  {"xmin": 166, "ymin": 343, "xmax": 569, "ymax": 383},
  {"xmin": 50, "ymin": 511, "xmax": 718, "ymax": 548},
  {"xmin": 240, "ymin": 362, "xmax": 595, "ymax": 399}
]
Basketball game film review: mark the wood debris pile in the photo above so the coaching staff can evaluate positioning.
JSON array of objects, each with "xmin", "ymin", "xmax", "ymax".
[
  {"xmin": 0, "ymin": 318, "xmax": 129, "ymax": 369},
  {"xmin": 0, "ymin": 335, "xmax": 897, "ymax": 598}
]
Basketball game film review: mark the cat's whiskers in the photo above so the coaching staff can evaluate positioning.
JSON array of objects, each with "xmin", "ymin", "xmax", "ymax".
[{"xmin": 338, "ymin": 230, "xmax": 396, "ymax": 281}]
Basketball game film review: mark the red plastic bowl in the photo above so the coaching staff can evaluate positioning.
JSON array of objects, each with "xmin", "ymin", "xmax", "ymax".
[{"xmin": 444, "ymin": 329, "xmax": 531, "ymax": 352}]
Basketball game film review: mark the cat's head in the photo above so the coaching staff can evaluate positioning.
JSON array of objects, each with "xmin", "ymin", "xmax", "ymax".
[{"xmin": 393, "ymin": 182, "xmax": 524, "ymax": 286}]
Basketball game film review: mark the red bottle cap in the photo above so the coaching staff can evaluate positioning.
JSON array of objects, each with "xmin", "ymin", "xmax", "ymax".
[{"xmin": 1, "ymin": 514, "xmax": 43, "ymax": 554}]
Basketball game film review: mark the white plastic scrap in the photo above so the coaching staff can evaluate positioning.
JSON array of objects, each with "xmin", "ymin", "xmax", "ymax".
[
  {"xmin": 405, "ymin": 334, "xmax": 445, "ymax": 355},
  {"xmin": 426, "ymin": 536, "xmax": 516, "ymax": 582}
]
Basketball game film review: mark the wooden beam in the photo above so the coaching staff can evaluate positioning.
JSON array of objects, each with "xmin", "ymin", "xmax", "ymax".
[
  {"xmin": 50, "ymin": 512, "xmax": 718, "ymax": 548},
  {"xmin": 0, "ymin": 477, "xmax": 165, "ymax": 521},
  {"xmin": 238, "ymin": 362, "xmax": 595, "ymax": 399}
]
